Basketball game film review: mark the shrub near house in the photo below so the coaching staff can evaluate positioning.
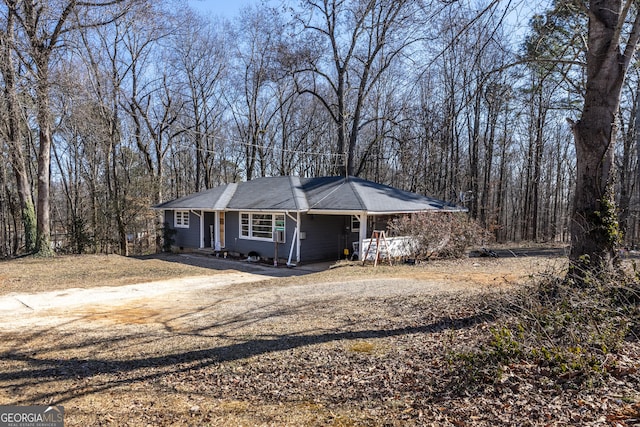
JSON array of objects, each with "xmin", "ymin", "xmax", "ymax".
[{"xmin": 388, "ymin": 212, "xmax": 490, "ymax": 260}]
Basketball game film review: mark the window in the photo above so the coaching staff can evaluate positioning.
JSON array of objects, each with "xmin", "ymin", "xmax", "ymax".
[
  {"xmin": 240, "ymin": 212, "xmax": 285, "ymax": 241},
  {"xmin": 175, "ymin": 211, "xmax": 190, "ymax": 228},
  {"xmin": 241, "ymin": 213, "xmax": 250, "ymax": 237},
  {"xmin": 351, "ymin": 215, "xmax": 361, "ymax": 233}
]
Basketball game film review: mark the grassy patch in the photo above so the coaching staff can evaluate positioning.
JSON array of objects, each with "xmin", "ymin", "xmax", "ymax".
[
  {"xmin": 0, "ymin": 254, "xmax": 216, "ymax": 294},
  {"xmin": 347, "ymin": 341, "xmax": 377, "ymax": 353}
]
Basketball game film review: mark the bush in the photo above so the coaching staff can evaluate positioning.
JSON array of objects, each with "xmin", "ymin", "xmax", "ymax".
[
  {"xmin": 69, "ymin": 216, "xmax": 93, "ymax": 254},
  {"xmin": 451, "ymin": 269, "xmax": 640, "ymax": 391},
  {"xmin": 388, "ymin": 212, "xmax": 491, "ymax": 259},
  {"xmin": 161, "ymin": 222, "xmax": 176, "ymax": 252}
]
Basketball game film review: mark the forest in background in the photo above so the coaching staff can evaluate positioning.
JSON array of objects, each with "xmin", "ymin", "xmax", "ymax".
[{"xmin": 0, "ymin": 0, "xmax": 638, "ymax": 257}]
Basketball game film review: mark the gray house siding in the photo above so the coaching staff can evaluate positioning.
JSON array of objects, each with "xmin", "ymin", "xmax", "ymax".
[
  {"xmin": 223, "ymin": 211, "xmax": 358, "ymax": 262},
  {"xmin": 300, "ymin": 213, "xmax": 352, "ymax": 261},
  {"xmin": 162, "ymin": 209, "xmax": 363, "ymax": 262},
  {"xmin": 163, "ymin": 210, "xmax": 224, "ymax": 250},
  {"xmin": 224, "ymin": 211, "xmax": 296, "ymax": 260},
  {"xmin": 204, "ymin": 212, "xmax": 215, "ymax": 248},
  {"xmin": 165, "ymin": 210, "xmax": 201, "ymax": 249}
]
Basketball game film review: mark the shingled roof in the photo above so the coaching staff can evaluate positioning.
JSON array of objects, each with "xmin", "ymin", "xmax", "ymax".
[{"xmin": 155, "ymin": 176, "xmax": 464, "ymax": 214}]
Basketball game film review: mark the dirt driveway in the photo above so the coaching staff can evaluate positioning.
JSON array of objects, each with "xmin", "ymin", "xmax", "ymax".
[
  {"xmin": 0, "ymin": 253, "xmax": 526, "ymax": 332},
  {"xmin": 0, "ymin": 253, "xmax": 325, "ymax": 331},
  {"xmin": 0, "ymin": 252, "xmax": 570, "ymax": 426}
]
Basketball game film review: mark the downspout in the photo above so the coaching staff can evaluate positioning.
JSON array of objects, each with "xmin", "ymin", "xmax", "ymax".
[
  {"xmin": 296, "ymin": 211, "xmax": 301, "ymax": 264},
  {"xmin": 285, "ymin": 211, "xmax": 300, "ymax": 265},
  {"xmin": 199, "ymin": 210, "xmax": 205, "ymax": 249}
]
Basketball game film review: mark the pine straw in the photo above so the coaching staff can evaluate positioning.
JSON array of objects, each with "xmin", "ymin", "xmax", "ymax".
[{"xmin": 1, "ymin": 254, "xmax": 639, "ymax": 425}]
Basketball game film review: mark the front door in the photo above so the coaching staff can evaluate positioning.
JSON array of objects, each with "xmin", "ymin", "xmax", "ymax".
[{"xmin": 210, "ymin": 212, "xmax": 226, "ymax": 250}]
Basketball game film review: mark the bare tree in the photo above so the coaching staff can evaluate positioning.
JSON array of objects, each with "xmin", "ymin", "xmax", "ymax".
[
  {"xmin": 0, "ymin": 5, "xmax": 35, "ymax": 252},
  {"xmin": 169, "ymin": 10, "xmax": 228, "ymax": 191},
  {"xmin": 5, "ymin": 0, "xmax": 132, "ymax": 256},
  {"xmin": 293, "ymin": 0, "xmax": 420, "ymax": 176},
  {"xmin": 617, "ymin": 68, "xmax": 640, "ymax": 247},
  {"xmin": 2, "ymin": 0, "xmax": 630, "ymax": 262},
  {"xmin": 226, "ymin": 4, "xmax": 286, "ymax": 180},
  {"xmin": 567, "ymin": 0, "xmax": 640, "ymax": 277}
]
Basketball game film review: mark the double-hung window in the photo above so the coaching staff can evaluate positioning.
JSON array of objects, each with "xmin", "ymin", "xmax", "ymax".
[
  {"xmin": 240, "ymin": 212, "xmax": 285, "ymax": 241},
  {"xmin": 175, "ymin": 210, "xmax": 190, "ymax": 228}
]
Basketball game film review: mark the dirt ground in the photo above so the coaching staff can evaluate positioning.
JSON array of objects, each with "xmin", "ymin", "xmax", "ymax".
[
  {"xmin": 3, "ymin": 249, "xmax": 637, "ymax": 426},
  {"xmin": 0, "ymin": 251, "xmax": 560, "ymax": 332}
]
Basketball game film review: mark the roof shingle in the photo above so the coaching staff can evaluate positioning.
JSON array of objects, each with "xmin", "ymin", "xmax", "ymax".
[{"xmin": 155, "ymin": 176, "xmax": 464, "ymax": 213}]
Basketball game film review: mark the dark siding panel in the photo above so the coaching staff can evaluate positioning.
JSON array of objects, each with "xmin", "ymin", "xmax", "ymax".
[
  {"xmin": 284, "ymin": 215, "xmax": 297, "ymax": 260},
  {"xmin": 164, "ymin": 210, "xmax": 358, "ymax": 261},
  {"xmin": 204, "ymin": 212, "xmax": 215, "ymax": 249},
  {"xmin": 225, "ymin": 211, "xmax": 240, "ymax": 252},
  {"xmin": 168, "ymin": 210, "xmax": 201, "ymax": 249},
  {"xmin": 300, "ymin": 213, "xmax": 347, "ymax": 261}
]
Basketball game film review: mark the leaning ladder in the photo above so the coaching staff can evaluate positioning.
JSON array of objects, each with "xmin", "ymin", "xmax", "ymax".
[{"xmin": 362, "ymin": 230, "xmax": 392, "ymax": 267}]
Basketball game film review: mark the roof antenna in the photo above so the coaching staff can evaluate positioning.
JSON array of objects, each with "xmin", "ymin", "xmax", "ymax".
[
  {"xmin": 343, "ymin": 150, "xmax": 349, "ymax": 180},
  {"xmin": 335, "ymin": 151, "xmax": 348, "ymax": 179}
]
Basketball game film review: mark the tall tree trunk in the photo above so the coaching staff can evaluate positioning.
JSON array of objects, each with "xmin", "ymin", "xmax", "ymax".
[
  {"xmin": 618, "ymin": 85, "xmax": 640, "ymax": 244},
  {"xmin": 1, "ymin": 7, "xmax": 36, "ymax": 253},
  {"xmin": 468, "ymin": 91, "xmax": 481, "ymax": 219},
  {"xmin": 570, "ymin": 116, "xmax": 618, "ymax": 273},
  {"xmin": 19, "ymin": 0, "xmax": 79, "ymax": 257},
  {"xmin": 335, "ymin": 73, "xmax": 347, "ymax": 176},
  {"xmin": 568, "ymin": 0, "xmax": 640, "ymax": 277},
  {"xmin": 34, "ymin": 57, "xmax": 54, "ymax": 256},
  {"xmin": 531, "ymin": 94, "xmax": 546, "ymax": 242}
]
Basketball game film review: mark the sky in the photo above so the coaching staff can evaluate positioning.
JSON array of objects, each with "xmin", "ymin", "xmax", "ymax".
[
  {"xmin": 185, "ymin": 1, "xmax": 543, "ymax": 35},
  {"xmin": 187, "ymin": 0, "xmax": 260, "ymax": 19}
]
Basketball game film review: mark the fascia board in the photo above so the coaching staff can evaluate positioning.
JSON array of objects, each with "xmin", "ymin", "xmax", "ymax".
[{"xmin": 307, "ymin": 209, "xmax": 366, "ymax": 215}]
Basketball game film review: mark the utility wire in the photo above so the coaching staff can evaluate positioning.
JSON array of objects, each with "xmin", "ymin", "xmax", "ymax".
[{"xmin": 171, "ymin": 129, "xmax": 345, "ymax": 159}]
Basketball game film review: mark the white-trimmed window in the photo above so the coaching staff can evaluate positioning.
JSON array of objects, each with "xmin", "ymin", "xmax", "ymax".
[
  {"xmin": 175, "ymin": 210, "xmax": 190, "ymax": 228},
  {"xmin": 240, "ymin": 212, "xmax": 285, "ymax": 241},
  {"xmin": 351, "ymin": 215, "xmax": 361, "ymax": 233}
]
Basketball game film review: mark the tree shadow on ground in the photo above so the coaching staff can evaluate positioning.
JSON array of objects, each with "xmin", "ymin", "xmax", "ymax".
[
  {"xmin": 136, "ymin": 252, "xmax": 328, "ymax": 278},
  {"xmin": 0, "ymin": 307, "xmax": 490, "ymax": 406}
]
